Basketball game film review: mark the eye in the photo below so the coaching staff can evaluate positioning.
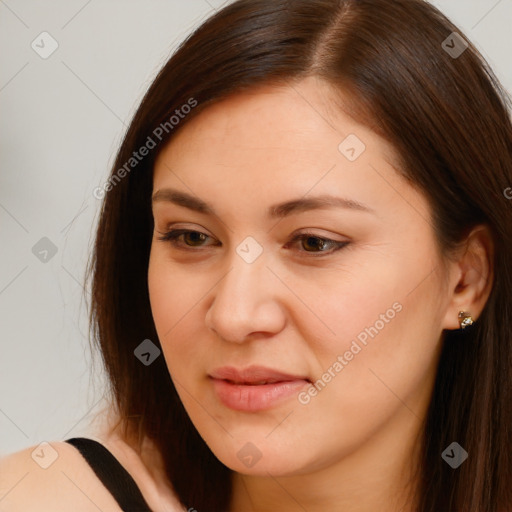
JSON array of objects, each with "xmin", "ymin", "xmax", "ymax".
[
  {"xmin": 156, "ymin": 229, "xmax": 218, "ymax": 248},
  {"xmin": 286, "ymin": 232, "xmax": 349, "ymax": 255},
  {"xmin": 157, "ymin": 229, "xmax": 349, "ymax": 256}
]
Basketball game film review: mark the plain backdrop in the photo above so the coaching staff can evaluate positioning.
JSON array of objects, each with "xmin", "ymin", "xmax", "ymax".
[{"xmin": 1, "ymin": 0, "xmax": 511, "ymax": 456}]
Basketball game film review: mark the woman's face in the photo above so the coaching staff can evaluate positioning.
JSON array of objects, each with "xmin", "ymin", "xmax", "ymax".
[{"xmin": 148, "ymin": 76, "xmax": 453, "ymax": 478}]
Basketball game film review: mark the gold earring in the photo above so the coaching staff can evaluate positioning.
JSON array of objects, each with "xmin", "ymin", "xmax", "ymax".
[{"xmin": 458, "ymin": 311, "xmax": 474, "ymax": 329}]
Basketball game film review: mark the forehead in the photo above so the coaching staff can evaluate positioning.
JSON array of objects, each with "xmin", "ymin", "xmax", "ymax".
[
  {"xmin": 152, "ymin": 77, "xmax": 426, "ymax": 223},
  {"xmin": 156, "ymin": 78, "xmax": 383, "ymax": 163}
]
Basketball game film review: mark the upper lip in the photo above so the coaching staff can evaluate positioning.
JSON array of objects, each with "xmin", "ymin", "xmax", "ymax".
[{"xmin": 209, "ymin": 365, "xmax": 311, "ymax": 384}]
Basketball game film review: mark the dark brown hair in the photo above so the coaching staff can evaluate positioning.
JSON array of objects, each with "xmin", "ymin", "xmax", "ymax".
[{"xmin": 86, "ymin": 0, "xmax": 512, "ymax": 510}]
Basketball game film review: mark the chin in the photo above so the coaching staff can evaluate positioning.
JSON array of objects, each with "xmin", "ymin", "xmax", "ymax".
[
  {"xmin": 201, "ymin": 432, "xmax": 319, "ymax": 476},
  {"xmin": 222, "ymin": 452, "xmax": 305, "ymax": 476}
]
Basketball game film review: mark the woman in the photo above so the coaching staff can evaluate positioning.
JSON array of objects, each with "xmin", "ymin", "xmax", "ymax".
[{"xmin": 1, "ymin": 0, "xmax": 511, "ymax": 510}]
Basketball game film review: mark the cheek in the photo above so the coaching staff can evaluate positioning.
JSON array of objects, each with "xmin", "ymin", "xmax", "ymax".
[
  {"xmin": 147, "ymin": 252, "xmax": 189, "ymax": 349},
  {"xmin": 147, "ymin": 249, "xmax": 217, "ymax": 370},
  {"xmin": 278, "ymin": 247, "xmax": 410, "ymax": 362},
  {"xmin": 299, "ymin": 248, "xmax": 445, "ymax": 429}
]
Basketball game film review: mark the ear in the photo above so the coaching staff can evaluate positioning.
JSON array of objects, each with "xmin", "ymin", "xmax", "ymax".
[{"xmin": 441, "ymin": 224, "xmax": 494, "ymax": 330}]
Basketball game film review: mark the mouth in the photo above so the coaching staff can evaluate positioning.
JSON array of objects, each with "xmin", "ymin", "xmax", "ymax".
[{"xmin": 208, "ymin": 365, "xmax": 312, "ymax": 411}]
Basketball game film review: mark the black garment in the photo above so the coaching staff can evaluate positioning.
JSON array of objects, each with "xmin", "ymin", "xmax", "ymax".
[{"xmin": 65, "ymin": 437, "xmax": 153, "ymax": 512}]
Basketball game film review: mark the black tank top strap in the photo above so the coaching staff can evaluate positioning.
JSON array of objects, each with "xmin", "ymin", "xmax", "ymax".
[{"xmin": 65, "ymin": 437, "xmax": 152, "ymax": 511}]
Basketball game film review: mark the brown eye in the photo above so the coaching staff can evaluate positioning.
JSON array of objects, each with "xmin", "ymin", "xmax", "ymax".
[
  {"xmin": 181, "ymin": 231, "xmax": 208, "ymax": 246},
  {"xmin": 156, "ymin": 229, "xmax": 217, "ymax": 248},
  {"xmin": 301, "ymin": 236, "xmax": 328, "ymax": 252},
  {"xmin": 288, "ymin": 233, "xmax": 349, "ymax": 255}
]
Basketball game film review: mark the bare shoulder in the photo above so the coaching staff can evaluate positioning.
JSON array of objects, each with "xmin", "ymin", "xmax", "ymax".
[
  {"xmin": 0, "ymin": 433, "xmax": 188, "ymax": 512},
  {"xmin": 0, "ymin": 441, "xmax": 121, "ymax": 511}
]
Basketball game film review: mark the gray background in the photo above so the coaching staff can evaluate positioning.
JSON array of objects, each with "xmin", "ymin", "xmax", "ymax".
[{"xmin": 1, "ymin": 0, "xmax": 511, "ymax": 455}]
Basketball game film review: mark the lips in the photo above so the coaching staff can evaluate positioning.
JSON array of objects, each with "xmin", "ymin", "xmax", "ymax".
[{"xmin": 208, "ymin": 365, "xmax": 311, "ymax": 411}]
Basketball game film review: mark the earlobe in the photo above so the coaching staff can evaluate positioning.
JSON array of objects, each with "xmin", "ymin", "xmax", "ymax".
[
  {"xmin": 441, "ymin": 224, "xmax": 494, "ymax": 331},
  {"xmin": 457, "ymin": 310, "xmax": 474, "ymax": 329}
]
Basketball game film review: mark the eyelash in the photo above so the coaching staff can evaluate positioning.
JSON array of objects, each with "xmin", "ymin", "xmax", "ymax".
[{"xmin": 156, "ymin": 229, "xmax": 349, "ymax": 256}]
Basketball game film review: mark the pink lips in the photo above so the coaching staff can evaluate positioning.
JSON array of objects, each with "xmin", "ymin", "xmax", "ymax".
[{"xmin": 209, "ymin": 365, "xmax": 310, "ymax": 412}]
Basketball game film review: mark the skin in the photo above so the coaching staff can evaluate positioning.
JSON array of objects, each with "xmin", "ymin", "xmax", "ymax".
[
  {"xmin": 0, "ymin": 76, "xmax": 493, "ymax": 511},
  {"xmin": 0, "ymin": 412, "xmax": 183, "ymax": 511},
  {"xmin": 147, "ymin": 76, "xmax": 493, "ymax": 511}
]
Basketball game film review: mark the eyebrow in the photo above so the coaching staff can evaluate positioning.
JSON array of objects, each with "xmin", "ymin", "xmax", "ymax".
[{"xmin": 151, "ymin": 188, "xmax": 375, "ymax": 218}]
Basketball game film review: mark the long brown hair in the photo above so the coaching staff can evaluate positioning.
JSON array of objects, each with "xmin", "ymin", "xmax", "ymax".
[{"xmin": 85, "ymin": 1, "xmax": 512, "ymax": 510}]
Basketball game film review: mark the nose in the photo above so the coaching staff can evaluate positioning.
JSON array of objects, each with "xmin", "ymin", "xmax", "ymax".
[{"xmin": 204, "ymin": 248, "xmax": 286, "ymax": 343}]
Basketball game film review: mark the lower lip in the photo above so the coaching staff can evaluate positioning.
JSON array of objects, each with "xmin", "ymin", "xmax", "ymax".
[{"xmin": 210, "ymin": 377, "xmax": 310, "ymax": 412}]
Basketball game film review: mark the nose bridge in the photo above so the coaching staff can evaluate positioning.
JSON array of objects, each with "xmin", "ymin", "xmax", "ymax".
[
  {"xmin": 206, "ymin": 240, "xmax": 284, "ymax": 341},
  {"xmin": 226, "ymin": 244, "xmax": 268, "ymax": 298}
]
